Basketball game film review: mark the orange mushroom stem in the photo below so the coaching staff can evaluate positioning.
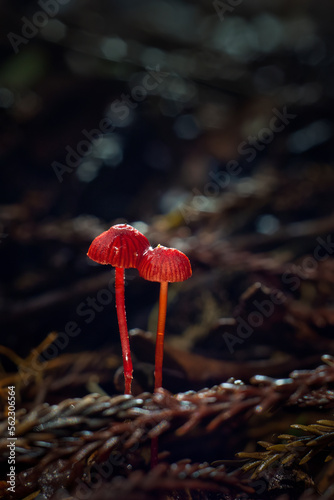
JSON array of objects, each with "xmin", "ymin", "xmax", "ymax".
[
  {"xmin": 138, "ymin": 245, "xmax": 192, "ymax": 390},
  {"xmin": 155, "ymin": 280, "xmax": 168, "ymax": 390},
  {"xmin": 138, "ymin": 244, "xmax": 192, "ymax": 467}
]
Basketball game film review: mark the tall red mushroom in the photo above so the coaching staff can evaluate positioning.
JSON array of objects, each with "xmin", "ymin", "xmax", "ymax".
[
  {"xmin": 138, "ymin": 244, "xmax": 192, "ymax": 390},
  {"xmin": 87, "ymin": 224, "xmax": 150, "ymax": 394}
]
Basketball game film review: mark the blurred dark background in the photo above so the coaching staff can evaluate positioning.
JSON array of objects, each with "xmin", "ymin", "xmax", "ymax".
[{"xmin": 1, "ymin": 0, "xmax": 334, "ymax": 379}]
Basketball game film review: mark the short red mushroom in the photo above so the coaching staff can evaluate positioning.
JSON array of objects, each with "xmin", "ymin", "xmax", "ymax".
[
  {"xmin": 138, "ymin": 244, "xmax": 192, "ymax": 390},
  {"xmin": 87, "ymin": 224, "xmax": 150, "ymax": 394}
]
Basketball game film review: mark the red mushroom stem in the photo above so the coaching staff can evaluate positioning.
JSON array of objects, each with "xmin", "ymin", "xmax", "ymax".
[
  {"xmin": 154, "ymin": 281, "xmax": 168, "ymax": 390},
  {"xmin": 115, "ymin": 267, "xmax": 133, "ymax": 394},
  {"xmin": 87, "ymin": 224, "xmax": 150, "ymax": 395}
]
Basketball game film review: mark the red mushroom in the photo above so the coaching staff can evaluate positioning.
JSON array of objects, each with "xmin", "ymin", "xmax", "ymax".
[
  {"xmin": 138, "ymin": 244, "xmax": 192, "ymax": 390},
  {"xmin": 87, "ymin": 224, "xmax": 150, "ymax": 394}
]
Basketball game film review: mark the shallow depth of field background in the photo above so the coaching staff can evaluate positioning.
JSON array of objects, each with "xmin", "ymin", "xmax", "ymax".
[{"xmin": 1, "ymin": 0, "xmax": 334, "ymax": 370}]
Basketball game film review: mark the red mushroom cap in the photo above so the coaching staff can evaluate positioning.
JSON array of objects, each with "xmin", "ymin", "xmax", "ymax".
[
  {"xmin": 138, "ymin": 245, "xmax": 192, "ymax": 283},
  {"xmin": 87, "ymin": 224, "xmax": 150, "ymax": 268}
]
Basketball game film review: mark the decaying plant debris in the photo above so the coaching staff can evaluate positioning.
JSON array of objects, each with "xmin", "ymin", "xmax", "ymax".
[
  {"xmin": 1, "ymin": 342, "xmax": 334, "ymax": 499},
  {"xmin": 2, "ymin": 176, "xmax": 334, "ymax": 499},
  {"xmin": 2, "ymin": 184, "xmax": 334, "ymax": 498}
]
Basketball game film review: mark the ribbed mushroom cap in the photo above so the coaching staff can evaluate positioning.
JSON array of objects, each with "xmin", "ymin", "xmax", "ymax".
[
  {"xmin": 138, "ymin": 245, "xmax": 192, "ymax": 282},
  {"xmin": 87, "ymin": 224, "xmax": 150, "ymax": 268}
]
